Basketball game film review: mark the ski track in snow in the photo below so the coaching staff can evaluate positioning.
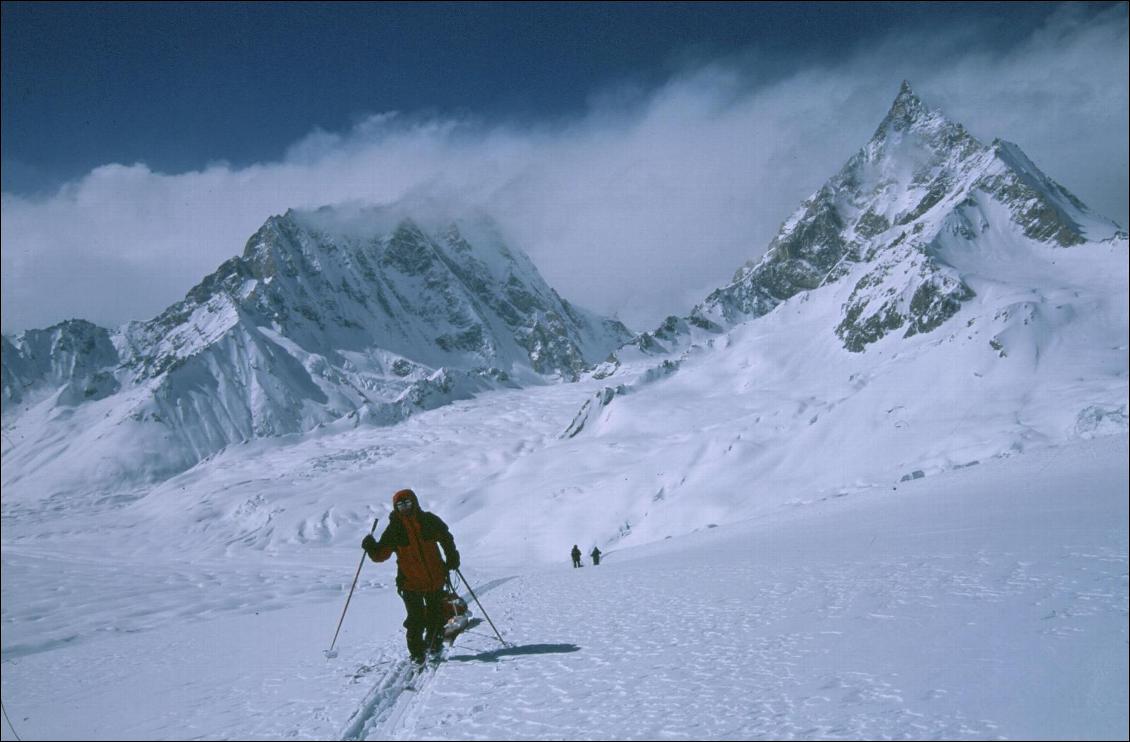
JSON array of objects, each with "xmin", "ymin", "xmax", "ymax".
[
  {"xmin": 346, "ymin": 579, "xmax": 516, "ymax": 740},
  {"xmin": 340, "ymin": 651, "xmax": 426, "ymax": 740}
]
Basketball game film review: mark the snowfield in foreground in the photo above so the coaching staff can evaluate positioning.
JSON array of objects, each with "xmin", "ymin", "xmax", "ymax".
[{"xmin": 2, "ymin": 432, "xmax": 1126, "ymax": 741}]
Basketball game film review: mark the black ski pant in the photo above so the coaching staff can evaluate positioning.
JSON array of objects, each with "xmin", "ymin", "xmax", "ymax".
[{"xmin": 400, "ymin": 588, "xmax": 445, "ymax": 657}]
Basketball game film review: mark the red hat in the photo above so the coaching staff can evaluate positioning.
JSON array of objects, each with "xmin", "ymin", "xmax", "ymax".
[{"xmin": 392, "ymin": 488, "xmax": 418, "ymax": 507}]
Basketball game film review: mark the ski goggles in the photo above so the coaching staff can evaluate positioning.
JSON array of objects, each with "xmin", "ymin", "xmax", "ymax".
[{"xmin": 395, "ymin": 499, "xmax": 414, "ymax": 511}]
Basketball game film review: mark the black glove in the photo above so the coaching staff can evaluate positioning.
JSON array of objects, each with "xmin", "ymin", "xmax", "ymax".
[
  {"xmin": 362, "ymin": 534, "xmax": 378, "ymax": 556},
  {"xmin": 446, "ymin": 551, "xmax": 460, "ymax": 572}
]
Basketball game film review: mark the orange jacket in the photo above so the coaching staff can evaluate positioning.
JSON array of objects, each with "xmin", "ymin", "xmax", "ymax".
[{"xmin": 368, "ymin": 489, "xmax": 458, "ymax": 592}]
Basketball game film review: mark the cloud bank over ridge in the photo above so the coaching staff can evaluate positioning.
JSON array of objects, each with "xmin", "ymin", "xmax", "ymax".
[{"xmin": 2, "ymin": 4, "xmax": 1126, "ymax": 334}]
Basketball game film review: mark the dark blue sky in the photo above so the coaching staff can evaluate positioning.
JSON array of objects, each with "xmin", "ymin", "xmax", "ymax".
[{"xmin": 1, "ymin": 1, "xmax": 1084, "ymax": 194}]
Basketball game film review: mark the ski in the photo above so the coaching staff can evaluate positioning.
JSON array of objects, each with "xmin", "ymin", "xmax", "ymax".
[{"xmin": 403, "ymin": 645, "xmax": 446, "ymax": 691}]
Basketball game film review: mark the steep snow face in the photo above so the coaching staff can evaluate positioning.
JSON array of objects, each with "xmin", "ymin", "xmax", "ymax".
[
  {"xmin": 635, "ymin": 81, "xmax": 1125, "ymax": 355},
  {"xmin": 1, "ymin": 207, "xmax": 632, "ymax": 491}
]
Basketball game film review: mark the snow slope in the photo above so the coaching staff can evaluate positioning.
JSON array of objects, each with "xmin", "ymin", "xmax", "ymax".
[{"xmin": 1, "ymin": 432, "xmax": 1125, "ymax": 740}]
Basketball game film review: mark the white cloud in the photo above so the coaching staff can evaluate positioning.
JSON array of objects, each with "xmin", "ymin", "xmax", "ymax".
[{"xmin": 3, "ymin": 5, "xmax": 1126, "ymax": 334}]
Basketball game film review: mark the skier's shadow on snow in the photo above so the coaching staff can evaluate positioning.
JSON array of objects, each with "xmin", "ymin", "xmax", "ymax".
[{"xmin": 447, "ymin": 643, "xmax": 581, "ymax": 663}]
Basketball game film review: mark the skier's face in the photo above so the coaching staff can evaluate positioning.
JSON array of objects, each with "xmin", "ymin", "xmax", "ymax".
[{"xmin": 395, "ymin": 499, "xmax": 415, "ymax": 515}]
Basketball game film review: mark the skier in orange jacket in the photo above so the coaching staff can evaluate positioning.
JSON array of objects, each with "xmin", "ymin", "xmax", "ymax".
[{"xmin": 362, "ymin": 488, "xmax": 460, "ymax": 663}]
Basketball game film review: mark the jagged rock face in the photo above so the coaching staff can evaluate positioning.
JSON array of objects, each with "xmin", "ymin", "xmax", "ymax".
[
  {"xmin": 2, "ymin": 320, "xmax": 121, "ymax": 408},
  {"xmin": 647, "ymin": 81, "xmax": 1123, "ymax": 354},
  {"xmin": 2, "ymin": 208, "xmax": 632, "ymax": 480},
  {"xmin": 834, "ymin": 245, "xmax": 975, "ymax": 353}
]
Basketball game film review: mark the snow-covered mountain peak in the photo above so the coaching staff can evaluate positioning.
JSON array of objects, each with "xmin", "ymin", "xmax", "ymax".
[
  {"xmin": 850, "ymin": 81, "xmax": 981, "ymax": 199},
  {"xmin": 631, "ymin": 82, "xmax": 1125, "ymax": 356},
  {"xmin": 564, "ymin": 87, "xmax": 1125, "ymax": 545},
  {"xmin": 1, "ymin": 319, "xmax": 121, "ymax": 409},
  {"xmin": 2, "ymin": 202, "xmax": 632, "ymax": 491},
  {"xmin": 874, "ymin": 80, "xmax": 940, "ymax": 136}
]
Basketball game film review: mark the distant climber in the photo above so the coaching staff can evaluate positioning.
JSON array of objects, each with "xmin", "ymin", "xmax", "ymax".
[
  {"xmin": 571, "ymin": 544, "xmax": 583, "ymax": 568},
  {"xmin": 590, "ymin": 546, "xmax": 602, "ymax": 566}
]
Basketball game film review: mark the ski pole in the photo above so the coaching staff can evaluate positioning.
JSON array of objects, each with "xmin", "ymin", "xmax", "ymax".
[
  {"xmin": 325, "ymin": 516, "xmax": 380, "ymax": 658},
  {"xmin": 454, "ymin": 567, "xmax": 508, "ymax": 646}
]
